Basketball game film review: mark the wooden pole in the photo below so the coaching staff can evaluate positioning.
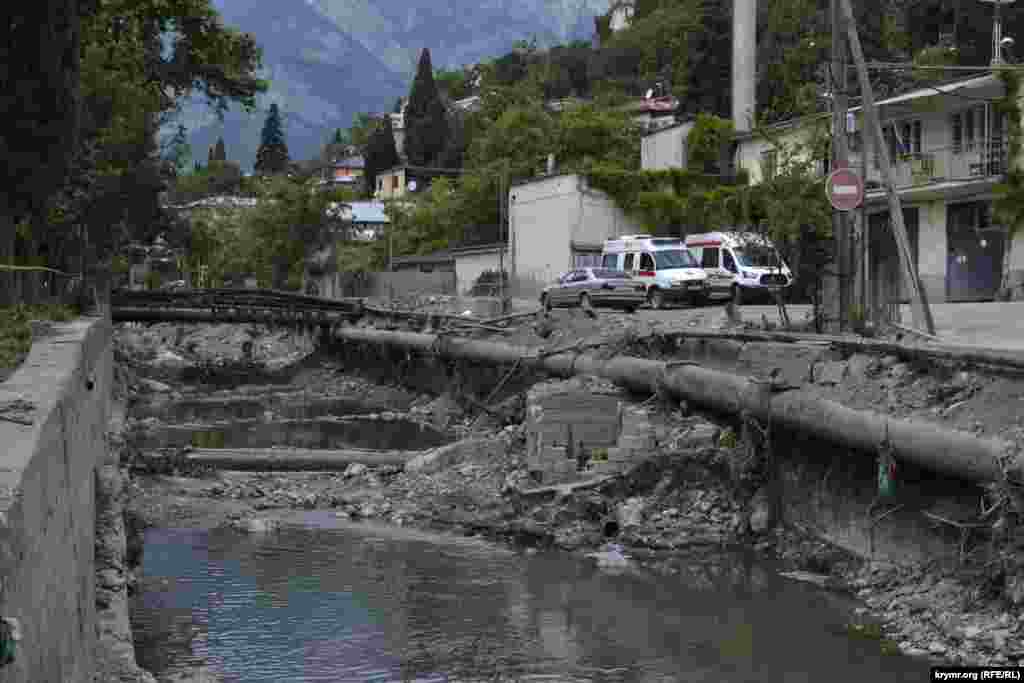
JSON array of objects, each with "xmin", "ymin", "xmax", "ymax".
[
  {"xmin": 839, "ymin": 0, "xmax": 936, "ymax": 335},
  {"xmin": 831, "ymin": 0, "xmax": 851, "ymax": 332}
]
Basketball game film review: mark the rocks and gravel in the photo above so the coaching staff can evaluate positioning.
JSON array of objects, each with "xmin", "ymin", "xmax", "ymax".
[{"xmin": 111, "ymin": 302, "xmax": 1024, "ymax": 670}]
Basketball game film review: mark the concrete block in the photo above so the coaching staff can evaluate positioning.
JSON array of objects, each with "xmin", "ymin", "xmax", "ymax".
[
  {"xmin": 737, "ymin": 341, "xmax": 834, "ymax": 386},
  {"xmin": 846, "ymin": 353, "xmax": 877, "ymax": 381},
  {"xmin": 813, "ymin": 360, "xmax": 849, "ymax": 386},
  {"xmin": 407, "ymin": 438, "xmax": 506, "ymax": 475},
  {"xmin": 674, "ymin": 422, "xmax": 721, "ymax": 450}
]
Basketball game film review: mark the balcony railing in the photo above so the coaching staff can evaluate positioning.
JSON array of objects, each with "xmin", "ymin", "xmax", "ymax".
[{"xmin": 852, "ymin": 141, "xmax": 1009, "ymax": 192}]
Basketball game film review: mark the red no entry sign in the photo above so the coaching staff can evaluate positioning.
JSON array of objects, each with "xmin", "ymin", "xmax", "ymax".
[{"xmin": 826, "ymin": 168, "xmax": 864, "ymax": 211}]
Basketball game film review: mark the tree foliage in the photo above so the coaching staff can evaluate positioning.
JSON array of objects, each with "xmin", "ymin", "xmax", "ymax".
[
  {"xmin": 404, "ymin": 48, "xmax": 450, "ymax": 167},
  {"xmin": 255, "ymin": 103, "xmax": 290, "ymax": 175},
  {"xmin": 3, "ymin": 0, "xmax": 267, "ymax": 282}
]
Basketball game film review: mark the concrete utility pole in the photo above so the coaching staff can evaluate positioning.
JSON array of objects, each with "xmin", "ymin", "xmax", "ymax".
[
  {"xmin": 830, "ymin": 0, "xmax": 851, "ymax": 332},
  {"xmin": 839, "ymin": 0, "xmax": 936, "ymax": 335},
  {"xmin": 498, "ymin": 160, "xmax": 509, "ymax": 314}
]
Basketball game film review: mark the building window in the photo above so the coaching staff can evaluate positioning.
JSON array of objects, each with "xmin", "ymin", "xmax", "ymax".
[
  {"xmin": 760, "ymin": 149, "xmax": 778, "ymax": 180},
  {"xmin": 952, "ymin": 113, "xmax": 962, "ymax": 154},
  {"xmin": 573, "ymin": 252, "xmax": 602, "ymax": 268}
]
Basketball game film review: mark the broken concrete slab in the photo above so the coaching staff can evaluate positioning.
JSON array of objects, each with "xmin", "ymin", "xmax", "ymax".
[
  {"xmin": 736, "ymin": 342, "xmax": 838, "ymax": 387},
  {"xmin": 813, "ymin": 360, "xmax": 850, "ymax": 386}
]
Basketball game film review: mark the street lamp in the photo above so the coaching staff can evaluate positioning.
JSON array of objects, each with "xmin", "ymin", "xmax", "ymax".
[{"xmin": 979, "ymin": 0, "xmax": 1017, "ymax": 66}]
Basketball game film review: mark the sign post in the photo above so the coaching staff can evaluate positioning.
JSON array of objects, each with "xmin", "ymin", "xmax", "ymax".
[{"xmin": 826, "ymin": 167, "xmax": 865, "ymax": 212}]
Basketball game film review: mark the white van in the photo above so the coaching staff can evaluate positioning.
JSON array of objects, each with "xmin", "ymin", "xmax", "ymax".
[
  {"xmin": 601, "ymin": 235, "xmax": 709, "ymax": 309},
  {"xmin": 684, "ymin": 231, "xmax": 793, "ymax": 303}
]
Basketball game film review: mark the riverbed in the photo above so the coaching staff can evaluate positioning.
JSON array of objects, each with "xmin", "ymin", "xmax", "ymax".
[
  {"xmin": 131, "ymin": 512, "xmax": 929, "ymax": 682},
  {"xmin": 116, "ymin": 321, "xmax": 984, "ymax": 678}
]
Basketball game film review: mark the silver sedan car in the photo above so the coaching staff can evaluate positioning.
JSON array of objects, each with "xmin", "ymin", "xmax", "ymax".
[{"xmin": 540, "ymin": 268, "xmax": 646, "ymax": 313}]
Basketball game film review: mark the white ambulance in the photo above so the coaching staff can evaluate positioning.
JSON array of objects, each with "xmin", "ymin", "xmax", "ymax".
[
  {"xmin": 684, "ymin": 231, "xmax": 793, "ymax": 303},
  {"xmin": 601, "ymin": 235, "xmax": 709, "ymax": 309}
]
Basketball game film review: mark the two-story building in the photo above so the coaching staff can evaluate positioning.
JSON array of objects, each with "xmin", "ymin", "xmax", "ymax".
[
  {"xmin": 374, "ymin": 165, "xmax": 464, "ymax": 201},
  {"xmin": 702, "ymin": 73, "xmax": 1024, "ymax": 304}
]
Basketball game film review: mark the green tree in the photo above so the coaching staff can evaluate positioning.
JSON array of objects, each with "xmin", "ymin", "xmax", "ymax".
[
  {"xmin": 255, "ymin": 103, "xmax": 290, "ymax": 175},
  {"xmin": 214, "ymin": 137, "xmax": 227, "ymax": 161},
  {"xmin": 165, "ymin": 124, "xmax": 193, "ymax": 176},
  {"xmin": 0, "ymin": 0, "xmax": 95, "ymax": 267},
  {"xmin": 404, "ymin": 48, "xmax": 449, "ymax": 167},
  {"xmin": 39, "ymin": 0, "xmax": 266, "ymax": 279},
  {"xmin": 333, "ymin": 128, "xmax": 346, "ymax": 145},
  {"xmin": 347, "ymin": 112, "xmax": 377, "ymax": 152},
  {"xmin": 364, "ymin": 116, "xmax": 400, "ymax": 198}
]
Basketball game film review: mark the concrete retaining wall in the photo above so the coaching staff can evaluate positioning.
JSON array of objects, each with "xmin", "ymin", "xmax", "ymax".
[{"xmin": 0, "ymin": 318, "xmax": 112, "ymax": 683}]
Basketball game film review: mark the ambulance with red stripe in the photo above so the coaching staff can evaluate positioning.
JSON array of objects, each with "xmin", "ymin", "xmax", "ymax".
[
  {"xmin": 600, "ymin": 235, "xmax": 709, "ymax": 309},
  {"xmin": 684, "ymin": 231, "xmax": 793, "ymax": 304}
]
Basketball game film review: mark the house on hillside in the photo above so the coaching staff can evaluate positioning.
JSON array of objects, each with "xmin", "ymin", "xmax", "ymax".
[
  {"xmin": 325, "ymin": 200, "xmax": 389, "ymax": 241},
  {"xmin": 732, "ymin": 73, "xmax": 1024, "ymax": 304},
  {"xmin": 508, "ymin": 173, "xmax": 643, "ymax": 295},
  {"xmin": 608, "ymin": 0, "xmax": 635, "ymax": 32},
  {"xmin": 641, "ymin": 120, "xmax": 696, "ymax": 170},
  {"xmin": 317, "ymin": 155, "xmax": 365, "ymax": 190},
  {"xmin": 374, "ymin": 165, "xmax": 463, "ymax": 200}
]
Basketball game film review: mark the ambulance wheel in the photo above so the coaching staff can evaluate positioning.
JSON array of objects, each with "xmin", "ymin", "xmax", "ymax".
[
  {"xmin": 731, "ymin": 284, "xmax": 743, "ymax": 305},
  {"xmin": 648, "ymin": 288, "xmax": 665, "ymax": 310}
]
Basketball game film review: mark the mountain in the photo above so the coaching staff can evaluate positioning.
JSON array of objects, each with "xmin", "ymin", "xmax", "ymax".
[{"xmin": 177, "ymin": 0, "xmax": 611, "ymax": 171}]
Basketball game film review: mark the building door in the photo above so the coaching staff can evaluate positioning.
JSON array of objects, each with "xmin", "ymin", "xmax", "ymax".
[
  {"xmin": 946, "ymin": 201, "xmax": 1005, "ymax": 302},
  {"xmin": 869, "ymin": 208, "xmax": 919, "ymax": 306}
]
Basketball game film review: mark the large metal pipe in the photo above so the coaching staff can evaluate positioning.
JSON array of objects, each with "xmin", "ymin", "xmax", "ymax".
[{"xmin": 335, "ymin": 324, "xmax": 1019, "ymax": 485}]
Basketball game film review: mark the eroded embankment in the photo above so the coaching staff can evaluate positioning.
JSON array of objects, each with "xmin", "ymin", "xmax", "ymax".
[{"xmin": 115, "ymin": 313, "xmax": 1024, "ymax": 669}]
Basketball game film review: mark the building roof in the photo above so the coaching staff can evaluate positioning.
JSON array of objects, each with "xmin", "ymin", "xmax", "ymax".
[
  {"xmin": 378, "ymin": 164, "xmax": 464, "ymax": 177},
  {"xmin": 391, "ymin": 249, "xmax": 454, "ymax": 267},
  {"xmin": 348, "ymin": 200, "xmax": 389, "ymax": 223},
  {"xmin": 735, "ymin": 73, "xmax": 998, "ymax": 141},
  {"xmin": 332, "ymin": 155, "xmax": 365, "ymax": 169},
  {"xmin": 640, "ymin": 118, "xmax": 694, "ymax": 138},
  {"xmin": 451, "ymin": 241, "xmax": 506, "ymax": 256}
]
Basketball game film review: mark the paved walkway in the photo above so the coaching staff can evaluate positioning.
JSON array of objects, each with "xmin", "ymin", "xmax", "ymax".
[{"xmin": 895, "ymin": 302, "xmax": 1024, "ymax": 351}]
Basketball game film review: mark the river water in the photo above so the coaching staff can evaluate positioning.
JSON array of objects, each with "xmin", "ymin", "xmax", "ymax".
[{"xmin": 131, "ymin": 512, "xmax": 930, "ymax": 682}]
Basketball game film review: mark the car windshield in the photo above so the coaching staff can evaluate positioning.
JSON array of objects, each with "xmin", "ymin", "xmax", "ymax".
[
  {"xmin": 654, "ymin": 249, "xmax": 697, "ymax": 269},
  {"xmin": 592, "ymin": 269, "xmax": 631, "ymax": 280},
  {"xmin": 734, "ymin": 245, "xmax": 782, "ymax": 268}
]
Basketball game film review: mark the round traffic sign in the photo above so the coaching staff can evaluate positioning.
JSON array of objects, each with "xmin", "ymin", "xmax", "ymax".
[{"xmin": 825, "ymin": 168, "xmax": 865, "ymax": 211}]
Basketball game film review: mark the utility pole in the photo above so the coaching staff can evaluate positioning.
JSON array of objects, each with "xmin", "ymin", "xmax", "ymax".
[
  {"xmin": 497, "ymin": 160, "xmax": 509, "ymax": 314},
  {"xmin": 840, "ymin": 0, "xmax": 936, "ymax": 335},
  {"xmin": 831, "ymin": 0, "xmax": 851, "ymax": 332}
]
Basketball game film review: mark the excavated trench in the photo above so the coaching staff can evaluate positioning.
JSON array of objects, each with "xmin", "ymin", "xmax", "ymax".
[{"xmin": 114, "ymin": 320, "xmax": 1024, "ymax": 677}]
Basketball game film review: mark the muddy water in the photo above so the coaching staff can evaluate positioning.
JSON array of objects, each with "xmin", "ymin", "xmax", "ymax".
[
  {"xmin": 138, "ymin": 417, "xmax": 451, "ymax": 452},
  {"xmin": 131, "ymin": 513, "xmax": 929, "ymax": 682}
]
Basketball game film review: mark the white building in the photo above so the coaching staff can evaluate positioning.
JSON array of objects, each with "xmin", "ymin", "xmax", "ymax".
[
  {"xmin": 641, "ymin": 120, "xmax": 696, "ymax": 171},
  {"xmin": 508, "ymin": 173, "xmax": 644, "ymax": 295},
  {"xmin": 651, "ymin": 73, "xmax": 1024, "ymax": 304}
]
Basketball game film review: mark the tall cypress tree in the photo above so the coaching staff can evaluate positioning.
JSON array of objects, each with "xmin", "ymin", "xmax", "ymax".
[
  {"xmin": 364, "ymin": 116, "xmax": 400, "ymax": 199},
  {"xmin": 254, "ymin": 103, "xmax": 290, "ymax": 175},
  {"xmin": 403, "ymin": 48, "xmax": 449, "ymax": 167}
]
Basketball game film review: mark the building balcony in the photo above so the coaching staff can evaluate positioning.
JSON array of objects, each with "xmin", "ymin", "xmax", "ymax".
[{"xmin": 853, "ymin": 141, "xmax": 1008, "ymax": 199}]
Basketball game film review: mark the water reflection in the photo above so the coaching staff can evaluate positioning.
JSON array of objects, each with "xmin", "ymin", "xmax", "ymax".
[{"xmin": 132, "ymin": 518, "xmax": 930, "ymax": 683}]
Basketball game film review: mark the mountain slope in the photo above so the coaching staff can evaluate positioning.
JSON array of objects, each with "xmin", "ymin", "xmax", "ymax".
[{"xmin": 177, "ymin": 0, "xmax": 610, "ymax": 169}]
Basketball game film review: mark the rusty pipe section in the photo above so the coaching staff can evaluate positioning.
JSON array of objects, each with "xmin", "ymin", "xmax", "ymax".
[{"xmin": 335, "ymin": 325, "xmax": 1018, "ymax": 485}]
